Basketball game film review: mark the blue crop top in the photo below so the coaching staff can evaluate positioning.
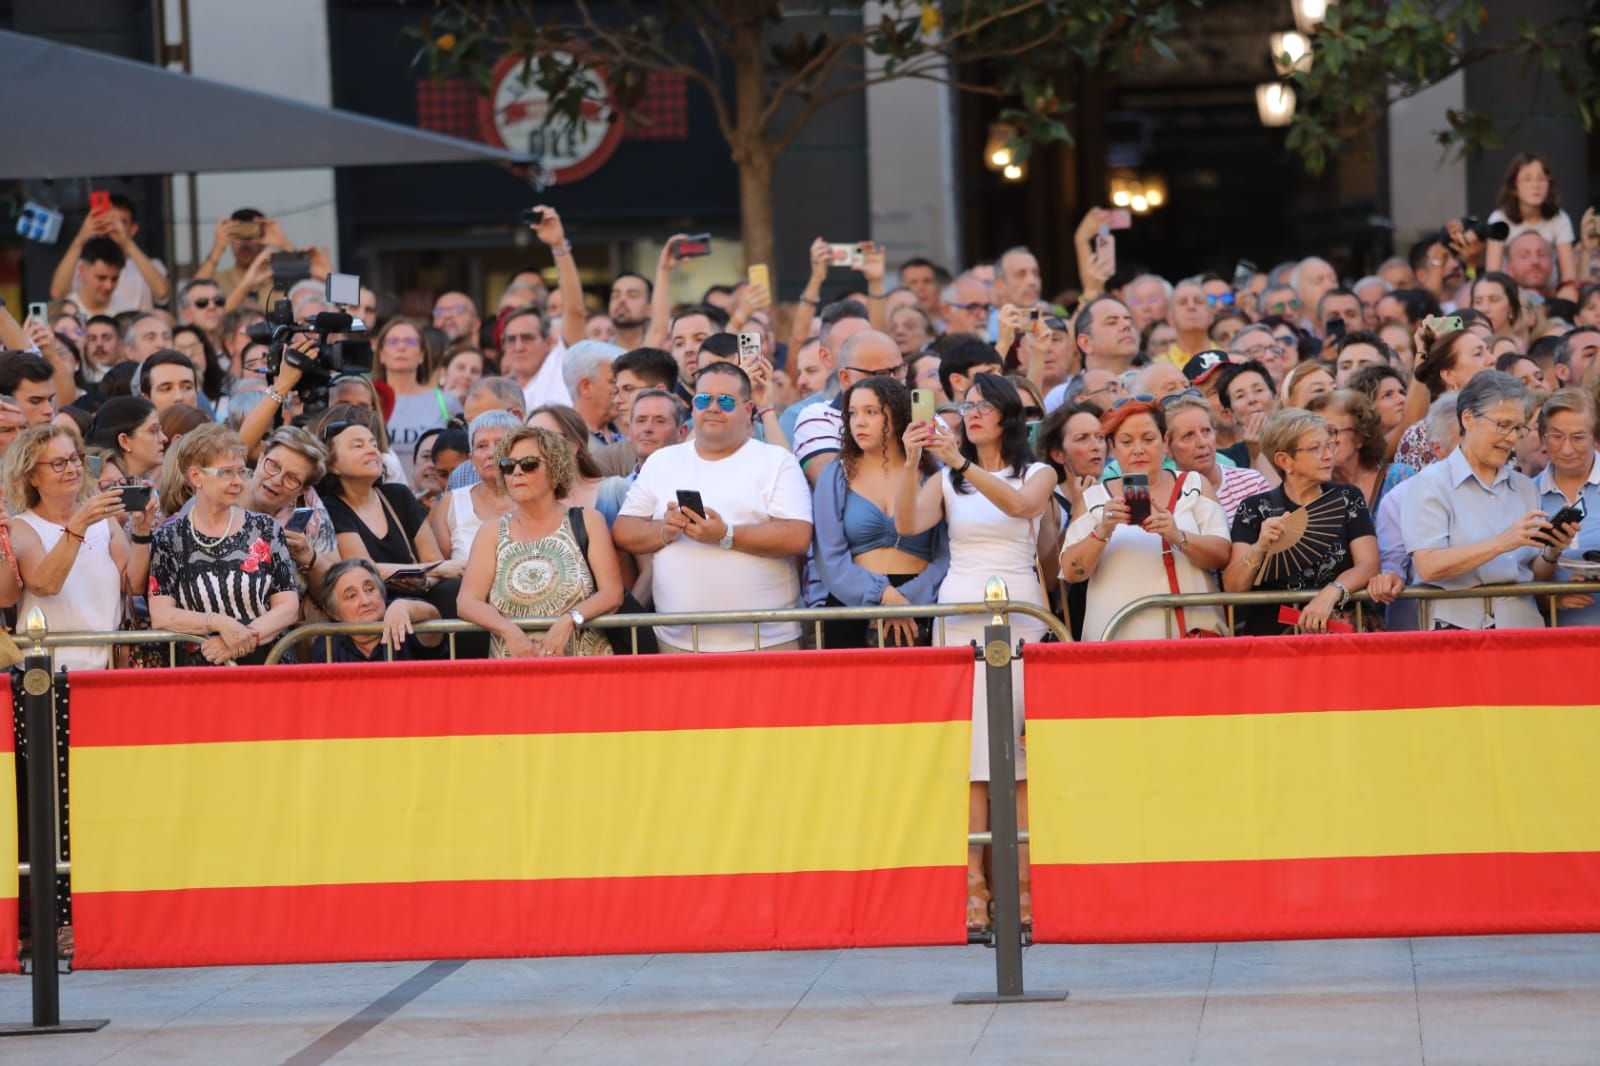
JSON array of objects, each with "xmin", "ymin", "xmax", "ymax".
[{"xmin": 841, "ymin": 489, "xmax": 938, "ymax": 561}]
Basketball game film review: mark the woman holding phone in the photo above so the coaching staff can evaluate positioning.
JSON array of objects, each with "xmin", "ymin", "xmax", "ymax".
[
  {"xmin": 1, "ymin": 425, "xmax": 156, "ymax": 670},
  {"xmin": 896, "ymin": 372, "xmax": 1054, "ymax": 933},
  {"xmin": 88, "ymin": 396, "xmax": 167, "ymax": 482},
  {"xmin": 1060, "ymin": 398, "xmax": 1231, "ymax": 641}
]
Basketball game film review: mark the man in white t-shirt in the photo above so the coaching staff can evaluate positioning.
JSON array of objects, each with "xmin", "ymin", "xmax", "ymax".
[
  {"xmin": 614, "ymin": 362, "xmax": 813, "ymax": 651},
  {"xmin": 497, "ymin": 306, "xmax": 572, "ymax": 410}
]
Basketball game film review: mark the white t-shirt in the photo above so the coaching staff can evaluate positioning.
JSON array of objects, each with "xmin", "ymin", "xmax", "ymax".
[
  {"xmin": 522, "ymin": 339, "xmax": 573, "ymax": 411},
  {"xmin": 620, "ymin": 437, "xmax": 812, "ymax": 651}
]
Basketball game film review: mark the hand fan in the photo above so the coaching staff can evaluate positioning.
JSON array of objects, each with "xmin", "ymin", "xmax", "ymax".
[{"xmin": 1253, "ymin": 489, "xmax": 1345, "ymax": 587}]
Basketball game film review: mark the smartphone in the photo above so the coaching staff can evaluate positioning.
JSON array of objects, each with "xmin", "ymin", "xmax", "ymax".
[
  {"xmin": 671, "ymin": 233, "xmax": 712, "ymax": 259},
  {"xmin": 88, "ymin": 190, "xmax": 111, "ymax": 214},
  {"xmin": 325, "ymin": 272, "xmax": 360, "ymax": 307},
  {"xmin": 911, "ymin": 387, "xmax": 936, "ymax": 425},
  {"xmin": 233, "ymin": 219, "xmax": 263, "ymax": 239},
  {"xmin": 1325, "ymin": 317, "xmax": 1347, "ymax": 343},
  {"xmin": 827, "ymin": 242, "xmax": 865, "ymax": 268},
  {"xmin": 86, "ymin": 455, "xmax": 103, "ymax": 479},
  {"xmin": 270, "ymin": 251, "xmax": 311, "ymax": 289},
  {"xmin": 1233, "ymin": 259, "xmax": 1257, "ymax": 291},
  {"xmin": 285, "ymin": 507, "xmax": 316, "ymax": 534},
  {"xmin": 118, "ymin": 484, "xmax": 152, "ymax": 512},
  {"xmin": 1428, "ymin": 315, "xmax": 1464, "ymax": 334},
  {"xmin": 747, "ymin": 263, "xmax": 771, "ymax": 293},
  {"xmin": 1105, "ymin": 209, "xmax": 1132, "ymax": 230},
  {"xmin": 675, "ymin": 489, "xmax": 707, "ymax": 521},
  {"xmin": 737, "ymin": 331, "xmax": 762, "ymax": 362},
  {"xmin": 1122, "ymin": 473, "xmax": 1150, "ymax": 525},
  {"xmin": 1093, "ymin": 226, "xmax": 1117, "ymax": 277},
  {"xmin": 520, "ymin": 206, "xmax": 546, "ymax": 226},
  {"xmin": 27, "ymin": 301, "xmax": 48, "ymax": 323},
  {"xmin": 1543, "ymin": 503, "xmax": 1586, "ymax": 541}
]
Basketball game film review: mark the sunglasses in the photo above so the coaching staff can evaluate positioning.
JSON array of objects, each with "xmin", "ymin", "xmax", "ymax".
[
  {"xmin": 1268, "ymin": 299, "xmax": 1303, "ymax": 312},
  {"xmin": 1158, "ymin": 388, "xmax": 1206, "ymax": 408},
  {"xmin": 497, "ymin": 456, "xmax": 544, "ymax": 475},
  {"xmin": 321, "ymin": 420, "xmax": 356, "ymax": 443},
  {"xmin": 188, "ymin": 297, "xmax": 221, "ymax": 309},
  {"xmin": 1110, "ymin": 393, "xmax": 1157, "ymax": 410},
  {"xmin": 1206, "ymin": 293, "xmax": 1236, "ymax": 308},
  {"xmin": 692, "ymin": 393, "xmax": 739, "ymax": 413}
]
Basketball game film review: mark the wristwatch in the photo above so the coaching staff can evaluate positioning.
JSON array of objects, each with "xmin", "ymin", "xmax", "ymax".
[
  {"xmin": 720, "ymin": 525, "xmax": 735, "ymax": 550},
  {"xmin": 568, "ymin": 609, "xmax": 585, "ymax": 627},
  {"xmin": 1331, "ymin": 581, "xmax": 1350, "ymax": 609}
]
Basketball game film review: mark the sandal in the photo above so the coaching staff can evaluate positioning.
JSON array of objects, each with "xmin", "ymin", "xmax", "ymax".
[{"xmin": 967, "ymin": 872, "xmax": 992, "ymax": 932}]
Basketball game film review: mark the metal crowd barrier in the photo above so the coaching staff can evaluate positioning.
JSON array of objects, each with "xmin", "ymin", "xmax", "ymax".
[{"xmin": 1099, "ymin": 580, "xmax": 1600, "ymax": 642}]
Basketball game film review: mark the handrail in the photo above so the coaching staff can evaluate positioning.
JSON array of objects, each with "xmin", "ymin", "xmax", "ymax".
[
  {"xmin": 1099, "ymin": 580, "xmax": 1598, "ymax": 642},
  {"xmin": 262, "ymin": 599, "xmax": 1072, "ymax": 664}
]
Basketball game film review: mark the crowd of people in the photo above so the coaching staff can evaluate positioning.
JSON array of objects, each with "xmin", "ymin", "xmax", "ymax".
[{"xmin": 4, "ymin": 154, "xmax": 1600, "ymax": 929}]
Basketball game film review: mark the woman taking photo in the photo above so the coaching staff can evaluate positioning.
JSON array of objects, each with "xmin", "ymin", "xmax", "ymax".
[
  {"xmin": 373, "ymin": 318, "xmax": 461, "ymax": 485},
  {"xmin": 428, "ymin": 410, "xmax": 520, "ymax": 565},
  {"xmin": 812, "ymin": 378, "xmax": 949, "ymax": 648},
  {"xmin": 1401, "ymin": 371, "xmax": 1577, "ymax": 630},
  {"xmin": 148, "ymin": 425, "xmax": 301, "ymax": 665},
  {"xmin": 457, "ymin": 426, "xmax": 622, "ymax": 658},
  {"xmin": 1035, "ymin": 401, "xmax": 1105, "ymax": 639},
  {"xmin": 1395, "ymin": 328, "xmax": 1494, "ymax": 469},
  {"xmin": 1061, "ymin": 398, "xmax": 1231, "ymax": 641},
  {"xmin": 1534, "ymin": 388, "xmax": 1600, "ymax": 627},
  {"xmin": 1, "ymin": 426, "xmax": 156, "ymax": 670},
  {"xmin": 895, "ymin": 373, "xmax": 1055, "ymax": 933},
  {"xmin": 88, "ymin": 396, "xmax": 167, "ymax": 482},
  {"xmin": 1307, "ymin": 389, "xmax": 1416, "ymax": 513},
  {"xmin": 1225, "ymin": 410, "xmax": 1381, "ymax": 635}
]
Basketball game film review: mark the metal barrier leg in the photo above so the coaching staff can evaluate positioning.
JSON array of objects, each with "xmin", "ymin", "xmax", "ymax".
[
  {"xmin": 955, "ymin": 607, "xmax": 1066, "ymax": 1005},
  {"xmin": 0, "ymin": 643, "xmax": 106, "ymax": 1037}
]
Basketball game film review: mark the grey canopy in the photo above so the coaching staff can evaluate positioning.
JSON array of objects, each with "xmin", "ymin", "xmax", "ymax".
[{"xmin": 0, "ymin": 28, "xmax": 529, "ymax": 180}]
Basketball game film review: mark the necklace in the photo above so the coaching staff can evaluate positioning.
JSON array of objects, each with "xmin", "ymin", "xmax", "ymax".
[{"xmin": 189, "ymin": 507, "xmax": 236, "ymax": 550}]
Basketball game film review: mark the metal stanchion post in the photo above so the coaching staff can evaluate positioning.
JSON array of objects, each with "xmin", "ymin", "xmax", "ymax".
[
  {"xmin": 955, "ymin": 580, "xmax": 1067, "ymax": 1005},
  {"xmin": 0, "ymin": 609, "xmax": 107, "ymax": 1038}
]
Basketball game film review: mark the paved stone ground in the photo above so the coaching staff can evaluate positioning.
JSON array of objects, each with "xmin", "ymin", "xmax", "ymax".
[{"xmin": 1, "ymin": 935, "xmax": 1598, "ymax": 1063}]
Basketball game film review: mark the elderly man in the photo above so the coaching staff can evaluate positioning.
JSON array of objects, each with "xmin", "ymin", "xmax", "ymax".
[
  {"xmin": 497, "ymin": 307, "xmax": 568, "ymax": 410},
  {"xmin": 1229, "ymin": 323, "xmax": 1296, "ymax": 386},
  {"xmin": 1293, "ymin": 257, "xmax": 1339, "ymax": 319},
  {"xmin": 996, "ymin": 246, "xmax": 1042, "ymax": 311},
  {"xmin": 1377, "ymin": 256, "xmax": 1415, "ymax": 291},
  {"xmin": 122, "ymin": 312, "xmax": 171, "ymax": 365},
  {"xmin": 792, "ymin": 329, "xmax": 904, "ymax": 484},
  {"xmin": 614, "ymin": 362, "xmax": 813, "ymax": 652},
  {"xmin": 563, "ymin": 339, "xmax": 624, "ymax": 446},
  {"xmin": 1123, "ymin": 274, "xmax": 1171, "ymax": 332},
  {"xmin": 1353, "ymin": 275, "xmax": 1392, "ymax": 330},
  {"xmin": 940, "ymin": 273, "xmax": 994, "ymax": 337},
  {"xmin": 310, "ymin": 558, "xmax": 444, "ymax": 663},
  {"xmin": 432, "ymin": 291, "xmax": 480, "ymax": 345}
]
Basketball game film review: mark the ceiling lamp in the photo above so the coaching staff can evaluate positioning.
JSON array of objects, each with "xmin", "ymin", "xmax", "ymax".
[
  {"xmin": 1292, "ymin": 0, "xmax": 1329, "ymax": 35},
  {"xmin": 1002, "ymin": 163, "xmax": 1024, "ymax": 182},
  {"xmin": 1256, "ymin": 83, "xmax": 1296, "ymax": 127},
  {"xmin": 1270, "ymin": 31, "xmax": 1312, "ymax": 75},
  {"xmin": 984, "ymin": 122, "xmax": 1018, "ymax": 172}
]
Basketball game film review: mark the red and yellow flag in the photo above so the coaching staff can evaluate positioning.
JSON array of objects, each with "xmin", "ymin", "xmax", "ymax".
[
  {"xmin": 1025, "ymin": 630, "xmax": 1600, "ymax": 943},
  {"xmin": 67, "ymin": 649, "xmax": 972, "ymax": 968}
]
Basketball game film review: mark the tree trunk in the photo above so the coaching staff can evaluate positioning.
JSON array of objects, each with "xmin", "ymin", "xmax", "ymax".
[{"xmin": 730, "ymin": 15, "xmax": 776, "ymax": 272}]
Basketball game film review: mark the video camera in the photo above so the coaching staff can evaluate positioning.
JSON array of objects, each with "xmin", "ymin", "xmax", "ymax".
[{"xmin": 245, "ymin": 272, "xmax": 372, "ymax": 412}]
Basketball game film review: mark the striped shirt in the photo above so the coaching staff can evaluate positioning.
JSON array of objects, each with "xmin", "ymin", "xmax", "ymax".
[{"xmin": 1217, "ymin": 465, "xmax": 1272, "ymax": 522}]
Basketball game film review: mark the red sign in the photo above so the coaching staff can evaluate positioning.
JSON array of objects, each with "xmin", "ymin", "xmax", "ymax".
[{"xmin": 478, "ymin": 53, "xmax": 624, "ymax": 184}]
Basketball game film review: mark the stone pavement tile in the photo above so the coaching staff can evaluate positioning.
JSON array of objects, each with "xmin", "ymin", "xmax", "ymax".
[
  {"xmin": 1021, "ymin": 941, "xmax": 1219, "ymax": 998},
  {"xmin": 540, "ymin": 1006, "xmax": 796, "ymax": 1065},
  {"xmin": 1204, "ymin": 938, "xmax": 1418, "ymax": 994},
  {"xmin": 1412, "ymin": 933, "xmax": 1600, "ymax": 990},
  {"xmin": 973, "ymin": 993, "xmax": 1206, "ymax": 1065},
  {"xmin": 754, "ymin": 1002, "xmax": 996, "ymax": 1063}
]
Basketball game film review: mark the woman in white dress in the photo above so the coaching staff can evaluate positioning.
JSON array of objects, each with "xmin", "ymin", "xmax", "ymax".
[
  {"xmin": 1061, "ymin": 397, "xmax": 1232, "ymax": 640},
  {"xmin": 896, "ymin": 372, "xmax": 1056, "ymax": 933}
]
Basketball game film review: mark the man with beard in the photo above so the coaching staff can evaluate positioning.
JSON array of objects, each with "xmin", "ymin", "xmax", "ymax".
[{"xmin": 609, "ymin": 272, "xmax": 653, "ymax": 350}]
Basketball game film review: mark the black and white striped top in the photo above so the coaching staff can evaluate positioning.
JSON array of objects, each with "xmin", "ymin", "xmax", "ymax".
[{"xmin": 148, "ymin": 510, "xmax": 296, "ymax": 625}]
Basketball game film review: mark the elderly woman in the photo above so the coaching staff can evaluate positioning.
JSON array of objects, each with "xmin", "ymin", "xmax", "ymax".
[
  {"xmin": 1534, "ymin": 388, "xmax": 1600, "ymax": 626},
  {"xmin": 812, "ymin": 378, "xmax": 949, "ymax": 648},
  {"xmin": 1307, "ymin": 389, "xmax": 1416, "ymax": 513},
  {"xmin": 1062, "ymin": 398, "xmax": 1232, "ymax": 641},
  {"xmin": 888, "ymin": 304, "xmax": 935, "ymax": 357},
  {"xmin": 309, "ymin": 558, "xmax": 445, "ymax": 663},
  {"xmin": 1396, "ymin": 329, "xmax": 1494, "ymax": 468},
  {"xmin": 1400, "ymin": 372, "xmax": 1575, "ymax": 630},
  {"xmin": 428, "ymin": 410, "xmax": 519, "ymax": 565},
  {"xmin": 88, "ymin": 396, "xmax": 167, "ymax": 481},
  {"xmin": 1, "ymin": 426, "xmax": 157, "ymax": 670},
  {"xmin": 457, "ymin": 426, "xmax": 622, "ymax": 657},
  {"xmin": 1224, "ymin": 409, "xmax": 1381, "ymax": 635},
  {"xmin": 148, "ymin": 426, "xmax": 300, "ymax": 665},
  {"xmin": 241, "ymin": 426, "xmax": 337, "ymax": 600}
]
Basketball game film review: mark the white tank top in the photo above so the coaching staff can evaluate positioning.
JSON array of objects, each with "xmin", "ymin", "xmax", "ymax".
[
  {"xmin": 449, "ymin": 486, "xmax": 482, "ymax": 561},
  {"xmin": 17, "ymin": 511, "xmax": 123, "ymax": 671}
]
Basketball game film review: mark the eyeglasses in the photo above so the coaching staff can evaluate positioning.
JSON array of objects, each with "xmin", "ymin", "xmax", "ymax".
[
  {"xmin": 502, "ymin": 331, "xmax": 540, "ymax": 346},
  {"xmin": 692, "ymin": 393, "xmax": 740, "ymax": 413},
  {"xmin": 433, "ymin": 304, "xmax": 472, "ymax": 318},
  {"xmin": 1082, "ymin": 382, "xmax": 1126, "ymax": 400},
  {"xmin": 1157, "ymin": 389, "xmax": 1206, "ymax": 409},
  {"xmin": 188, "ymin": 297, "xmax": 221, "ymax": 309},
  {"xmin": 1542, "ymin": 431, "xmax": 1595, "ymax": 450},
  {"xmin": 949, "ymin": 302, "xmax": 994, "ymax": 313},
  {"xmin": 953, "ymin": 400, "xmax": 1001, "ymax": 418},
  {"xmin": 36, "ymin": 452, "xmax": 84, "ymax": 475},
  {"xmin": 1289, "ymin": 439, "xmax": 1337, "ymax": 455},
  {"xmin": 1268, "ymin": 299, "xmax": 1302, "ymax": 312},
  {"xmin": 259, "ymin": 454, "xmax": 305, "ymax": 491},
  {"xmin": 1110, "ymin": 393, "xmax": 1157, "ymax": 410},
  {"xmin": 1325, "ymin": 426, "xmax": 1356, "ymax": 441},
  {"xmin": 384, "ymin": 336, "xmax": 421, "ymax": 349},
  {"xmin": 1206, "ymin": 293, "xmax": 1236, "ymax": 308},
  {"xmin": 1478, "ymin": 417, "xmax": 1531, "ymax": 439},
  {"xmin": 844, "ymin": 363, "xmax": 905, "ymax": 380},
  {"xmin": 1234, "ymin": 343, "xmax": 1286, "ymax": 360},
  {"xmin": 200, "ymin": 465, "xmax": 247, "ymax": 481},
  {"xmin": 497, "ymin": 456, "xmax": 544, "ymax": 475}
]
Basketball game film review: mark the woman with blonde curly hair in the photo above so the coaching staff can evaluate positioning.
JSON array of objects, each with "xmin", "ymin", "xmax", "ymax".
[{"xmin": 456, "ymin": 425, "xmax": 622, "ymax": 658}]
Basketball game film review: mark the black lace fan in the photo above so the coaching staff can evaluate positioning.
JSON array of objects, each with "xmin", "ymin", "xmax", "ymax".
[{"xmin": 1253, "ymin": 489, "xmax": 1345, "ymax": 587}]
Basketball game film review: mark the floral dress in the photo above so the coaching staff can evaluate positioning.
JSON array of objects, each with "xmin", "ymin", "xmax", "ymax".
[
  {"xmin": 148, "ymin": 510, "xmax": 297, "ymax": 666},
  {"xmin": 488, "ymin": 513, "xmax": 611, "ymax": 658}
]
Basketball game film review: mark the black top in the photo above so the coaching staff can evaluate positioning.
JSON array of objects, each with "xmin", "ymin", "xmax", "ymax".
[
  {"xmin": 308, "ymin": 632, "xmax": 435, "ymax": 664},
  {"xmin": 1228, "ymin": 482, "xmax": 1376, "ymax": 636},
  {"xmin": 323, "ymin": 482, "xmax": 429, "ymax": 566}
]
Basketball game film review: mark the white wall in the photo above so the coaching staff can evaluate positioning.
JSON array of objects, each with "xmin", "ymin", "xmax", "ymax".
[
  {"xmin": 1387, "ymin": 72, "xmax": 1468, "ymax": 249},
  {"xmin": 162, "ymin": 0, "xmax": 339, "ymax": 274}
]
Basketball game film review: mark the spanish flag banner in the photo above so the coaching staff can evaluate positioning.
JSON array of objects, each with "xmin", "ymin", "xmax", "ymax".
[
  {"xmin": 67, "ymin": 649, "xmax": 972, "ymax": 969},
  {"xmin": 1024, "ymin": 629, "xmax": 1600, "ymax": 943},
  {"xmin": 0, "ymin": 716, "xmax": 17, "ymax": 974}
]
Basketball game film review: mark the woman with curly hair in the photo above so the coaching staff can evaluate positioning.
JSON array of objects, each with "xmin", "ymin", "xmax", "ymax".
[{"xmin": 811, "ymin": 378, "xmax": 949, "ymax": 649}]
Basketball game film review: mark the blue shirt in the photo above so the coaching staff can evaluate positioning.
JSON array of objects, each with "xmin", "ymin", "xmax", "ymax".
[
  {"xmin": 1400, "ymin": 447, "xmax": 1543, "ymax": 630},
  {"xmin": 1536, "ymin": 451, "xmax": 1600, "ymax": 627},
  {"xmin": 811, "ymin": 463, "xmax": 949, "ymax": 607}
]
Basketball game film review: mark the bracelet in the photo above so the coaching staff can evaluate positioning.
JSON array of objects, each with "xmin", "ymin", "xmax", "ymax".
[
  {"xmin": 867, "ymin": 293, "xmax": 885, "ymax": 301},
  {"xmin": 1089, "ymin": 528, "xmax": 1108, "ymax": 543},
  {"xmin": 549, "ymin": 240, "xmax": 573, "ymax": 258},
  {"xmin": 63, "ymin": 526, "xmax": 84, "ymax": 544},
  {"xmin": 800, "ymin": 295, "xmax": 820, "ymax": 307},
  {"xmin": 266, "ymin": 388, "xmax": 288, "ymax": 406},
  {"xmin": 1541, "ymin": 548, "xmax": 1561, "ymax": 565},
  {"xmin": 757, "ymin": 406, "xmax": 775, "ymax": 418},
  {"xmin": 955, "ymin": 457, "xmax": 973, "ymax": 474},
  {"xmin": 1174, "ymin": 531, "xmax": 1189, "ymax": 552},
  {"xmin": 130, "ymin": 531, "xmax": 152, "ymax": 545},
  {"xmin": 1332, "ymin": 580, "xmax": 1350, "ymax": 609}
]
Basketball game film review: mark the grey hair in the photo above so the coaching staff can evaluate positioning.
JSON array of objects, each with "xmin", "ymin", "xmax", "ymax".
[
  {"xmin": 467, "ymin": 375, "xmax": 526, "ymax": 414},
  {"xmin": 319, "ymin": 557, "xmax": 385, "ymax": 618},
  {"xmin": 1161, "ymin": 393, "xmax": 1212, "ymax": 421},
  {"xmin": 179, "ymin": 277, "xmax": 221, "ymax": 305},
  {"xmin": 1353, "ymin": 275, "xmax": 1392, "ymax": 296},
  {"xmin": 1455, "ymin": 370, "xmax": 1528, "ymax": 431},
  {"xmin": 1126, "ymin": 273, "xmax": 1173, "ymax": 299},
  {"xmin": 287, "ymin": 279, "xmax": 323, "ymax": 312},
  {"xmin": 1554, "ymin": 325, "xmax": 1600, "ymax": 367},
  {"xmin": 468, "ymin": 408, "xmax": 522, "ymax": 447},
  {"xmin": 561, "ymin": 339, "xmax": 625, "ymax": 397},
  {"xmin": 630, "ymin": 387, "xmax": 687, "ymax": 426},
  {"xmin": 225, "ymin": 388, "xmax": 268, "ymax": 432},
  {"xmin": 1425, "ymin": 391, "xmax": 1459, "ymax": 444},
  {"xmin": 1289, "ymin": 256, "xmax": 1333, "ymax": 290},
  {"xmin": 1229, "ymin": 323, "xmax": 1277, "ymax": 351},
  {"xmin": 122, "ymin": 311, "xmax": 165, "ymax": 346},
  {"xmin": 258, "ymin": 424, "xmax": 329, "ymax": 485}
]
